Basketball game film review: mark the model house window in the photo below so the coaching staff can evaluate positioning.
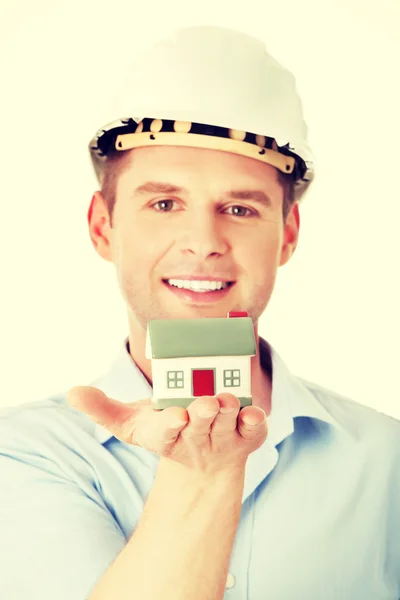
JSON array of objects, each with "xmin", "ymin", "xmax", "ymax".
[
  {"xmin": 223, "ymin": 369, "xmax": 240, "ymax": 387},
  {"xmin": 167, "ymin": 370, "xmax": 184, "ymax": 388}
]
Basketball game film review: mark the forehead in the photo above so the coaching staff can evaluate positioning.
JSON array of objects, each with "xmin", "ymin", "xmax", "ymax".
[{"xmin": 115, "ymin": 145, "xmax": 280, "ymax": 190}]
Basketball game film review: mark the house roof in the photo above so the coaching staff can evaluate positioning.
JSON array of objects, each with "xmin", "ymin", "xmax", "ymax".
[{"xmin": 146, "ymin": 317, "xmax": 256, "ymax": 359}]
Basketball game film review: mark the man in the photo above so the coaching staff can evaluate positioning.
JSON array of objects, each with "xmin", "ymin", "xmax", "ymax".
[{"xmin": 1, "ymin": 25, "xmax": 400, "ymax": 600}]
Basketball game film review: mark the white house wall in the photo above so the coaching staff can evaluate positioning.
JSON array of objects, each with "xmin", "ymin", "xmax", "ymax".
[{"xmin": 151, "ymin": 355, "xmax": 251, "ymax": 399}]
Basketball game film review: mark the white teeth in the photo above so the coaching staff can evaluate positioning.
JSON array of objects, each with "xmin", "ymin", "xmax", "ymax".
[{"xmin": 167, "ymin": 279, "xmax": 229, "ymax": 291}]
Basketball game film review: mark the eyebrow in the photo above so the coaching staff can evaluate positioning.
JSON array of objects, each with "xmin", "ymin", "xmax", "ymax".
[{"xmin": 131, "ymin": 181, "xmax": 273, "ymax": 208}]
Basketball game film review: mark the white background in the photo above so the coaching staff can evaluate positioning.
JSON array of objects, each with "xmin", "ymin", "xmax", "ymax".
[{"xmin": 0, "ymin": 0, "xmax": 399, "ymax": 418}]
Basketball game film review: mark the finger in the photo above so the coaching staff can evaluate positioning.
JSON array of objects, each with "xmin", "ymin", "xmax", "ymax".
[
  {"xmin": 67, "ymin": 386, "xmax": 190, "ymax": 449},
  {"xmin": 210, "ymin": 393, "xmax": 241, "ymax": 435},
  {"xmin": 237, "ymin": 406, "xmax": 268, "ymax": 440},
  {"xmin": 66, "ymin": 386, "xmax": 152, "ymax": 444},
  {"xmin": 183, "ymin": 396, "xmax": 220, "ymax": 438},
  {"xmin": 152, "ymin": 408, "xmax": 189, "ymax": 455},
  {"xmin": 120, "ymin": 405, "xmax": 187, "ymax": 454}
]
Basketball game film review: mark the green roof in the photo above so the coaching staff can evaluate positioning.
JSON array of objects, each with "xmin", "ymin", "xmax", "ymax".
[{"xmin": 148, "ymin": 317, "xmax": 256, "ymax": 359}]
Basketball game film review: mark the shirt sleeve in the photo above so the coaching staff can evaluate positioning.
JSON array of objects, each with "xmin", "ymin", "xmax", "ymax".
[{"xmin": 0, "ymin": 419, "xmax": 127, "ymax": 600}]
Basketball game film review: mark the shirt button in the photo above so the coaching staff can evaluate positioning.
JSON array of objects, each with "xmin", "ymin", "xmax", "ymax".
[{"xmin": 225, "ymin": 573, "xmax": 235, "ymax": 589}]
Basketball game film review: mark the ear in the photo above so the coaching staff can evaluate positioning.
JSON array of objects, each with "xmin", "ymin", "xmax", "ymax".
[
  {"xmin": 87, "ymin": 191, "xmax": 114, "ymax": 262},
  {"xmin": 279, "ymin": 202, "xmax": 300, "ymax": 267}
]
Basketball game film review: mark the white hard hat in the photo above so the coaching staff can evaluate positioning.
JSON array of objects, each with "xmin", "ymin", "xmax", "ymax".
[{"xmin": 89, "ymin": 25, "xmax": 315, "ymax": 202}]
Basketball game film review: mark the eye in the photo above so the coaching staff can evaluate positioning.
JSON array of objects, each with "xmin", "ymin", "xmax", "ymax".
[
  {"xmin": 150, "ymin": 199, "xmax": 256, "ymax": 217},
  {"xmin": 225, "ymin": 205, "xmax": 255, "ymax": 217},
  {"xmin": 152, "ymin": 199, "xmax": 176, "ymax": 212}
]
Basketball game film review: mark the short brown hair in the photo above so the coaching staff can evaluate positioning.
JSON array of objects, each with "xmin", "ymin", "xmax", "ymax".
[{"xmin": 100, "ymin": 150, "xmax": 296, "ymax": 227}]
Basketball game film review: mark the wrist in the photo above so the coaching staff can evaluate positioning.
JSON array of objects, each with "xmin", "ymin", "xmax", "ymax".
[{"xmin": 157, "ymin": 457, "xmax": 246, "ymax": 487}]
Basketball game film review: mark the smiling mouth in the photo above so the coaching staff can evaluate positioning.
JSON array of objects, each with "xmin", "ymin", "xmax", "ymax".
[
  {"xmin": 162, "ymin": 279, "xmax": 236, "ymax": 302},
  {"xmin": 162, "ymin": 280, "xmax": 235, "ymax": 291}
]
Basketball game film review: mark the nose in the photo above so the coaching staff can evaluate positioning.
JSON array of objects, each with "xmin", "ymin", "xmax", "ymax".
[{"xmin": 177, "ymin": 211, "xmax": 229, "ymax": 259}]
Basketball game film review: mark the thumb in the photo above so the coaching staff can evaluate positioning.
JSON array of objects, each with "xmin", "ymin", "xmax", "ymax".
[{"xmin": 66, "ymin": 386, "xmax": 149, "ymax": 443}]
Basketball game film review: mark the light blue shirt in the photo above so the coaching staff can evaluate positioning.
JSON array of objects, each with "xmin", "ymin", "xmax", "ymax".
[{"xmin": 1, "ymin": 336, "xmax": 400, "ymax": 599}]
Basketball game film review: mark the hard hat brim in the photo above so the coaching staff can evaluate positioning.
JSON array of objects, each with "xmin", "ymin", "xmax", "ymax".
[{"xmin": 89, "ymin": 117, "xmax": 314, "ymax": 195}]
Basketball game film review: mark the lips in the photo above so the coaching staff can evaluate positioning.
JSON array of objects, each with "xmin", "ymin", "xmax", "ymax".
[
  {"xmin": 163, "ymin": 277, "xmax": 234, "ymax": 283},
  {"xmin": 162, "ymin": 280, "xmax": 235, "ymax": 304}
]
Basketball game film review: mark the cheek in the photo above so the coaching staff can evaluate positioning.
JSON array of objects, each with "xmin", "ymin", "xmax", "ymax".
[
  {"xmin": 241, "ymin": 226, "xmax": 282, "ymax": 260},
  {"xmin": 117, "ymin": 222, "xmax": 168, "ymax": 271}
]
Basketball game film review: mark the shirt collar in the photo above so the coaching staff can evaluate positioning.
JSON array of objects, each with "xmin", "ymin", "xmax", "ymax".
[
  {"xmin": 264, "ymin": 338, "xmax": 349, "ymax": 439},
  {"xmin": 92, "ymin": 336, "xmax": 347, "ymax": 446}
]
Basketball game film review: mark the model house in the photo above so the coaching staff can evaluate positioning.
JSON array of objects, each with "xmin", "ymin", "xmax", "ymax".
[{"xmin": 145, "ymin": 311, "xmax": 256, "ymax": 410}]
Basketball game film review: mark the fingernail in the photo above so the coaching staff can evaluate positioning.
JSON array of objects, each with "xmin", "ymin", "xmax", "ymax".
[
  {"xmin": 198, "ymin": 410, "xmax": 218, "ymax": 418},
  {"xmin": 219, "ymin": 406, "xmax": 235, "ymax": 414},
  {"xmin": 171, "ymin": 420, "xmax": 187, "ymax": 428},
  {"xmin": 243, "ymin": 417, "xmax": 262, "ymax": 426}
]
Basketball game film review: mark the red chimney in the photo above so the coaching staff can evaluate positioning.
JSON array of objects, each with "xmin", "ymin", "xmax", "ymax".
[{"xmin": 227, "ymin": 311, "xmax": 248, "ymax": 318}]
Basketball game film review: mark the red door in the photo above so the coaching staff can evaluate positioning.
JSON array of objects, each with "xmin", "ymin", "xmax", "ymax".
[{"xmin": 192, "ymin": 369, "xmax": 215, "ymax": 396}]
